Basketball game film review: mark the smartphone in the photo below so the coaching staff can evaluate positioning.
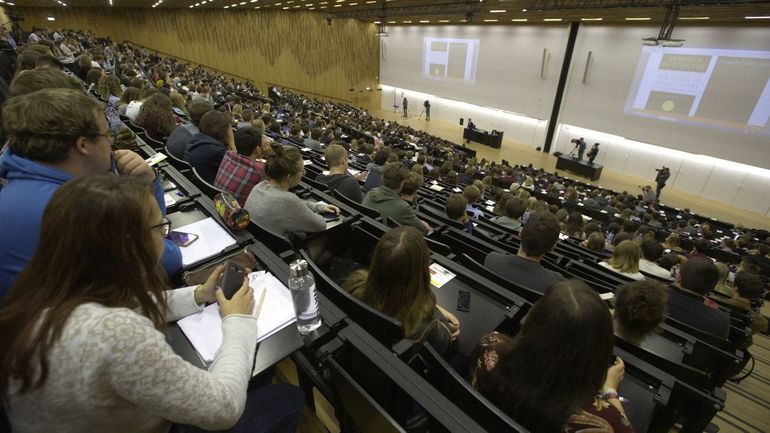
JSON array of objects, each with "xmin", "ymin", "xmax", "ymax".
[
  {"xmin": 322, "ymin": 212, "xmax": 340, "ymax": 222},
  {"xmin": 168, "ymin": 231, "xmax": 198, "ymax": 247},
  {"xmin": 221, "ymin": 261, "xmax": 246, "ymax": 300},
  {"xmin": 456, "ymin": 290, "xmax": 471, "ymax": 313}
]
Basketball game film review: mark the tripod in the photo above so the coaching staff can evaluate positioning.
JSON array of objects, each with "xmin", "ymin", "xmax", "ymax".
[{"xmin": 418, "ymin": 109, "xmax": 425, "ymax": 120}]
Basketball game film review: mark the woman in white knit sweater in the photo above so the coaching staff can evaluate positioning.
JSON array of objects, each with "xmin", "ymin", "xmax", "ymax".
[{"xmin": 0, "ymin": 175, "xmax": 303, "ymax": 433}]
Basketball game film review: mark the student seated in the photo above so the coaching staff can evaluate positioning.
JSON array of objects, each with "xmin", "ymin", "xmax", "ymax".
[
  {"xmin": 476, "ymin": 280, "xmax": 633, "ymax": 433},
  {"xmin": 638, "ymin": 240, "xmax": 673, "ymax": 281},
  {"xmin": 362, "ymin": 162, "xmax": 430, "ymax": 234},
  {"xmin": 400, "ymin": 172, "xmax": 422, "ymax": 211},
  {"xmin": 712, "ymin": 262, "xmax": 734, "ymax": 297},
  {"xmin": 362, "ymin": 149, "xmax": 388, "ymax": 191},
  {"xmin": 184, "ymin": 111, "xmax": 235, "ymax": 184},
  {"xmin": 599, "ymin": 240, "xmax": 645, "ymax": 281},
  {"xmin": 445, "ymin": 194, "xmax": 473, "ymax": 233},
  {"xmin": 490, "ymin": 197, "xmax": 526, "ymax": 232},
  {"xmin": 0, "ymin": 88, "xmax": 181, "ymax": 300},
  {"xmin": 0, "ymin": 175, "xmax": 303, "ymax": 433},
  {"xmin": 135, "ymin": 93, "xmax": 176, "ymax": 141},
  {"xmin": 723, "ymin": 272, "xmax": 768, "ymax": 336},
  {"xmin": 580, "ymin": 232, "xmax": 607, "ymax": 254},
  {"xmin": 316, "ymin": 144, "xmax": 364, "ymax": 203},
  {"xmin": 484, "ymin": 211, "xmax": 565, "ymax": 294},
  {"xmin": 667, "ymin": 259, "xmax": 730, "ymax": 340},
  {"xmin": 614, "ymin": 280, "xmax": 668, "ymax": 346},
  {"xmin": 166, "ymin": 100, "xmax": 214, "ymax": 159},
  {"xmin": 244, "ymin": 145, "xmax": 339, "ymax": 238},
  {"xmin": 214, "ymin": 126, "xmax": 268, "ymax": 206},
  {"xmin": 463, "ymin": 185, "xmax": 484, "ymax": 220},
  {"xmin": 343, "ymin": 226, "xmax": 459, "ymax": 354}
]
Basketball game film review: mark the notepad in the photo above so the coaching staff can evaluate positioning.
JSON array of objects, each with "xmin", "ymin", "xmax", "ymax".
[
  {"xmin": 429, "ymin": 184, "xmax": 444, "ymax": 191},
  {"xmin": 177, "ymin": 271, "xmax": 297, "ymax": 363},
  {"xmin": 174, "ymin": 217, "xmax": 237, "ymax": 266},
  {"xmin": 429, "ymin": 263, "xmax": 456, "ymax": 288}
]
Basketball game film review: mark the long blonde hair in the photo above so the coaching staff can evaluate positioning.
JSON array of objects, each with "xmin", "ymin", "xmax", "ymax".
[{"xmin": 608, "ymin": 240, "xmax": 640, "ymax": 273}]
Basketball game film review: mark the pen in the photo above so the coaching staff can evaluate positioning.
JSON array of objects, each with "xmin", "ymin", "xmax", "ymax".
[{"xmin": 254, "ymin": 287, "xmax": 267, "ymax": 318}]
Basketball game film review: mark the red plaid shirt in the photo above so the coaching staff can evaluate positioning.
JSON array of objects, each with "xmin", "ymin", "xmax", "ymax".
[{"xmin": 214, "ymin": 150, "xmax": 264, "ymax": 206}]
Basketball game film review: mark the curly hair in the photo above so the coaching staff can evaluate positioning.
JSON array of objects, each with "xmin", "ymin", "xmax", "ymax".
[
  {"xmin": 97, "ymin": 74, "xmax": 122, "ymax": 100},
  {"xmin": 614, "ymin": 280, "xmax": 668, "ymax": 342},
  {"xmin": 136, "ymin": 93, "xmax": 176, "ymax": 138}
]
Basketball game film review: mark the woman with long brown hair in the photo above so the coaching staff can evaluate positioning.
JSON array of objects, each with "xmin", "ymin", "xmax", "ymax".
[
  {"xmin": 0, "ymin": 175, "xmax": 303, "ymax": 433},
  {"xmin": 136, "ymin": 92, "xmax": 177, "ymax": 141},
  {"xmin": 343, "ymin": 226, "xmax": 459, "ymax": 353}
]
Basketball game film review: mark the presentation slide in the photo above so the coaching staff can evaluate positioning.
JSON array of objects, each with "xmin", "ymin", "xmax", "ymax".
[
  {"xmin": 625, "ymin": 47, "xmax": 770, "ymax": 136},
  {"xmin": 422, "ymin": 37, "xmax": 479, "ymax": 85}
]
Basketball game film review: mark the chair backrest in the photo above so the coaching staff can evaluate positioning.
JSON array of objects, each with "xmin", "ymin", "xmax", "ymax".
[
  {"xmin": 301, "ymin": 250, "xmax": 406, "ymax": 348},
  {"xmin": 144, "ymin": 134, "xmax": 165, "ymax": 150},
  {"xmin": 333, "ymin": 189, "xmax": 381, "ymax": 219},
  {"xmin": 457, "ymin": 253, "xmax": 542, "ymax": 304},
  {"xmin": 190, "ymin": 166, "xmax": 224, "ymax": 198},
  {"xmin": 164, "ymin": 146, "xmax": 192, "ymax": 172},
  {"xmin": 416, "ymin": 343, "xmax": 528, "ymax": 433}
]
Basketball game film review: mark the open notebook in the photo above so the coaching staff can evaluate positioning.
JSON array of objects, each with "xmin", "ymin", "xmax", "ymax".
[
  {"xmin": 177, "ymin": 271, "xmax": 297, "ymax": 362},
  {"xmin": 174, "ymin": 217, "xmax": 237, "ymax": 266}
]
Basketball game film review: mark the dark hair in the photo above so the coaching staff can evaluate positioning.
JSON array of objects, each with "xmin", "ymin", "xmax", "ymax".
[
  {"xmin": 382, "ymin": 162, "xmax": 408, "ymax": 190},
  {"xmin": 614, "ymin": 280, "xmax": 668, "ymax": 342},
  {"xmin": 188, "ymin": 100, "xmax": 214, "ymax": 126},
  {"xmin": 478, "ymin": 279, "xmax": 614, "ymax": 433},
  {"xmin": 679, "ymin": 259, "xmax": 719, "ymax": 294},
  {"xmin": 622, "ymin": 220, "xmax": 638, "ymax": 233},
  {"xmin": 85, "ymin": 67, "xmax": 103, "ymax": 86},
  {"xmin": 641, "ymin": 240, "xmax": 664, "ymax": 262},
  {"xmin": 504, "ymin": 198, "xmax": 527, "ymax": 219},
  {"xmin": 199, "ymin": 110, "xmax": 232, "ymax": 143},
  {"xmin": 373, "ymin": 150, "xmax": 389, "ymax": 166},
  {"xmin": 0, "ymin": 175, "xmax": 169, "ymax": 399},
  {"xmin": 233, "ymin": 126, "xmax": 262, "ymax": 156},
  {"xmin": 463, "ymin": 185, "xmax": 480, "ymax": 204},
  {"xmin": 401, "ymin": 172, "xmax": 422, "ymax": 195},
  {"xmin": 519, "ymin": 211, "xmax": 560, "ymax": 257},
  {"xmin": 264, "ymin": 145, "xmax": 303, "ymax": 181},
  {"xmin": 289, "ymin": 123, "xmax": 301, "ymax": 136},
  {"xmin": 445, "ymin": 194, "xmax": 467, "ymax": 221},
  {"xmin": 585, "ymin": 232, "xmax": 606, "ymax": 252},
  {"xmin": 612, "ymin": 231, "xmax": 632, "ymax": 246},
  {"xmin": 734, "ymin": 272, "xmax": 764, "ymax": 299},
  {"xmin": 563, "ymin": 211, "xmax": 585, "ymax": 236},
  {"xmin": 119, "ymin": 87, "xmax": 141, "ymax": 105},
  {"xmin": 241, "ymin": 108, "xmax": 254, "ymax": 122},
  {"xmin": 740, "ymin": 256, "xmax": 761, "ymax": 274},
  {"xmin": 658, "ymin": 253, "xmax": 681, "ymax": 271}
]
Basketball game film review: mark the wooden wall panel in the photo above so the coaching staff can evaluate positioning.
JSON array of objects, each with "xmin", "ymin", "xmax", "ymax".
[{"xmin": 18, "ymin": 7, "xmax": 379, "ymax": 102}]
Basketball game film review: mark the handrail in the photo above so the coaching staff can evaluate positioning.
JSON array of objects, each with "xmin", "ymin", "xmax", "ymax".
[{"xmin": 266, "ymin": 82, "xmax": 354, "ymax": 104}]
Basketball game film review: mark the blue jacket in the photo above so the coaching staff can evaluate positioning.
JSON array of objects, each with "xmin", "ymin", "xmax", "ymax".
[
  {"xmin": 0, "ymin": 150, "xmax": 183, "ymax": 301},
  {"xmin": 184, "ymin": 133, "xmax": 227, "ymax": 185}
]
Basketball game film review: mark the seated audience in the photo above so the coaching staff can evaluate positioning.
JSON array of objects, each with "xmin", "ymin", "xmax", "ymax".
[
  {"xmin": 214, "ymin": 127, "xmax": 267, "ymax": 206},
  {"xmin": 724, "ymin": 272, "xmax": 768, "ymax": 336},
  {"xmin": 445, "ymin": 194, "xmax": 474, "ymax": 233},
  {"xmin": 363, "ymin": 150, "xmax": 388, "ymax": 191},
  {"xmin": 667, "ymin": 259, "xmax": 730, "ymax": 340},
  {"xmin": 0, "ymin": 88, "xmax": 181, "ymax": 300},
  {"xmin": 316, "ymin": 144, "xmax": 363, "ymax": 203},
  {"xmin": 343, "ymin": 226, "xmax": 459, "ymax": 354},
  {"xmin": 115, "ymin": 86, "xmax": 140, "ymax": 116},
  {"xmin": 484, "ymin": 211, "xmax": 565, "ymax": 294},
  {"xmin": 400, "ymin": 172, "xmax": 422, "ymax": 211},
  {"xmin": 490, "ymin": 197, "xmax": 526, "ymax": 232},
  {"xmin": 96, "ymin": 74, "xmax": 122, "ymax": 107},
  {"xmin": 712, "ymin": 262, "xmax": 734, "ymax": 297},
  {"xmin": 184, "ymin": 111, "xmax": 234, "ymax": 184},
  {"xmin": 135, "ymin": 93, "xmax": 176, "ymax": 141},
  {"xmin": 638, "ymin": 240, "xmax": 673, "ymax": 281},
  {"xmin": 237, "ymin": 109, "xmax": 254, "ymax": 129},
  {"xmin": 581, "ymin": 232, "xmax": 607, "ymax": 254},
  {"xmin": 363, "ymin": 162, "xmax": 430, "ymax": 234},
  {"xmin": 244, "ymin": 145, "xmax": 339, "ymax": 237},
  {"xmin": 562, "ymin": 211, "xmax": 585, "ymax": 239},
  {"xmin": 303, "ymin": 127, "xmax": 323, "ymax": 151},
  {"xmin": 614, "ymin": 280, "xmax": 668, "ymax": 346},
  {"xmin": 126, "ymin": 87, "xmax": 158, "ymax": 122},
  {"xmin": 0, "ymin": 175, "xmax": 303, "ymax": 433},
  {"xmin": 599, "ymin": 240, "xmax": 645, "ymax": 281},
  {"xmin": 166, "ymin": 100, "xmax": 214, "ymax": 159},
  {"xmin": 476, "ymin": 280, "xmax": 633, "ymax": 433},
  {"xmin": 463, "ymin": 185, "xmax": 484, "ymax": 220}
]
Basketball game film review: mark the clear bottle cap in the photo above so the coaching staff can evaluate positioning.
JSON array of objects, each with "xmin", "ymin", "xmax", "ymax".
[{"xmin": 289, "ymin": 259, "xmax": 309, "ymax": 277}]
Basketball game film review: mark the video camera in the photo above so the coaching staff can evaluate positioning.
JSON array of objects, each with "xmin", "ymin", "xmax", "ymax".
[
  {"xmin": 571, "ymin": 138, "xmax": 584, "ymax": 144},
  {"xmin": 424, "ymin": 100, "xmax": 430, "ymax": 108},
  {"xmin": 655, "ymin": 166, "xmax": 668, "ymax": 172}
]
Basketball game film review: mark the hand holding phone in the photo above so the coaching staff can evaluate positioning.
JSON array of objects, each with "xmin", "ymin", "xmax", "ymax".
[{"xmin": 221, "ymin": 261, "xmax": 246, "ymax": 300}]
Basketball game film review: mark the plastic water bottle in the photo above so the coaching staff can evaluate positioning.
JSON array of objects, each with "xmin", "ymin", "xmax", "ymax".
[{"xmin": 288, "ymin": 259, "xmax": 322, "ymax": 335}]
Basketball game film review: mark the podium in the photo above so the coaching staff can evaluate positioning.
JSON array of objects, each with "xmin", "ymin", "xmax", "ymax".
[
  {"xmin": 463, "ymin": 128, "xmax": 503, "ymax": 149},
  {"xmin": 555, "ymin": 155, "xmax": 603, "ymax": 181}
]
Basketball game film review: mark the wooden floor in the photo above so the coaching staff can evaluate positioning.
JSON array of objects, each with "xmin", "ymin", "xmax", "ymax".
[{"xmin": 363, "ymin": 105, "xmax": 770, "ymax": 231}]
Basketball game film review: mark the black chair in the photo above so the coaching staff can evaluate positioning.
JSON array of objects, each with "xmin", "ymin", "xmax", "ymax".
[
  {"xmin": 332, "ymin": 189, "xmax": 381, "ymax": 219},
  {"xmin": 415, "ymin": 343, "xmax": 528, "ymax": 433},
  {"xmin": 164, "ymin": 145, "xmax": 192, "ymax": 173},
  {"xmin": 190, "ymin": 167, "xmax": 224, "ymax": 198},
  {"xmin": 144, "ymin": 134, "xmax": 166, "ymax": 150}
]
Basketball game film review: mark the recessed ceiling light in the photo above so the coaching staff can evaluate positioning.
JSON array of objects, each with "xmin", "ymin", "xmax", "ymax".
[
  {"xmin": 581, "ymin": 18, "xmax": 602, "ymax": 21},
  {"xmin": 680, "ymin": 17, "xmax": 709, "ymax": 20},
  {"xmin": 511, "ymin": 18, "xmax": 527, "ymax": 22},
  {"xmin": 483, "ymin": 19, "xmax": 498, "ymax": 22},
  {"xmin": 489, "ymin": 10, "xmax": 505, "ymax": 13},
  {"xmin": 625, "ymin": 17, "xmax": 651, "ymax": 21},
  {"xmin": 745, "ymin": 16, "xmax": 770, "ymax": 19},
  {"xmin": 543, "ymin": 18, "xmax": 562, "ymax": 22}
]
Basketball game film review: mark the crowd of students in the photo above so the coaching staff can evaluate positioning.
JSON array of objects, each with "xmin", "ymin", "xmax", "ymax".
[{"xmin": 0, "ymin": 28, "xmax": 768, "ymax": 433}]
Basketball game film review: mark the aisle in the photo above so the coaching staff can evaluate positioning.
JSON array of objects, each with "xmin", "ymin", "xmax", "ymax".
[{"xmin": 364, "ymin": 105, "xmax": 770, "ymax": 231}]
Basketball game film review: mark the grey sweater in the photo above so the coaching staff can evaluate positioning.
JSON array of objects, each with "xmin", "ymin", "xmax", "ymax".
[{"xmin": 244, "ymin": 181, "xmax": 327, "ymax": 237}]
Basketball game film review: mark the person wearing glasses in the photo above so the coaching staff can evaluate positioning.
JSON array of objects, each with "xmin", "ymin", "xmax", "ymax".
[
  {"xmin": 0, "ymin": 175, "xmax": 304, "ymax": 433},
  {"xmin": 0, "ymin": 88, "xmax": 183, "ymax": 301}
]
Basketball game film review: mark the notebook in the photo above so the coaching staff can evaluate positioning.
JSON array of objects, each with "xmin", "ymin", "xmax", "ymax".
[
  {"xmin": 177, "ymin": 271, "xmax": 297, "ymax": 362},
  {"xmin": 174, "ymin": 217, "xmax": 237, "ymax": 266}
]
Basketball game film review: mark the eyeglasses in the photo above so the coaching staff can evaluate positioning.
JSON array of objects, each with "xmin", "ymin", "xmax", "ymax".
[
  {"xmin": 95, "ymin": 129, "xmax": 118, "ymax": 148},
  {"xmin": 151, "ymin": 217, "xmax": 171, "ymax": 236}
]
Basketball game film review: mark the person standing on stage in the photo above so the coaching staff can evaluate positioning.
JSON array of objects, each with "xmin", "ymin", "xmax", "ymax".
[
  {"xmin": 465, "ymin": 118, "xmax": 475, "ymax": 144},
  {"xmin": 587, "ymin": 143, "xmax": 599, "ymax": 163},
  {"xmin": 655, "ymin": 166, "xmax": 670, "ymax": 200},
  {"xmin": 577, "ymin": 138, "xmax": 587, "ymax": 160},
  {"xmin": 424, "ymin": 100, "xmax": 431, "ymax": 121},
  {"xmin": 402, "ymin": 97, "xmax": 408, "ymax": 117}
]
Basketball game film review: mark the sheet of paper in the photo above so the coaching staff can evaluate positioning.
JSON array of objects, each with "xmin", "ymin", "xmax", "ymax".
[
  {"xmin": 485, "ymin": 200, "xmax": 495, "ymax": 206},
  {"xmin": 429, "ymin": 184, "xmax": 444, "ymax": 191},
  {"xmin": 452, "ymin": 187, "xmax": 463, "ymax": 193},
  {"xmin": 485, "ymin": 206, "xmax": 494, "ymax": 212},
  {"xmin": 303, "ymin": 160, "xmax": 313, "ymax": 166},
  {"xmin": 164, "ymin": 193, "xmax": 178, "ymax": 207},
  {"xmin": 174, "ymin": 217, "xmax": 237, "ymax": 266},
  {"xmin": 429, "ymin": 263, "xmax": 456, "ymax": 288},
  {"xmin": 599, "ymin": 292, "xmax": 615, "ymax": 301},
  {"xmin": 177, "ymin": 271, "xmax": 297, "ymax": 362},
  {"xmin": 348, "ymin": 169, "xmax": 361, "ymax": 175},
  {"xmin": 145, "ymin": 153, "xmax": 167, "ymax": 166},
  {"xmin": 301, "ymin": 147, "xmax": 312, "ymax": 152}
]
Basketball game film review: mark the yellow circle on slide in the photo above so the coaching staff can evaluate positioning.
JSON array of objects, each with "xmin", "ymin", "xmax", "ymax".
[{"xmin": 661, "ymin": 100, "xmax": 675, "ymax": 112}]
